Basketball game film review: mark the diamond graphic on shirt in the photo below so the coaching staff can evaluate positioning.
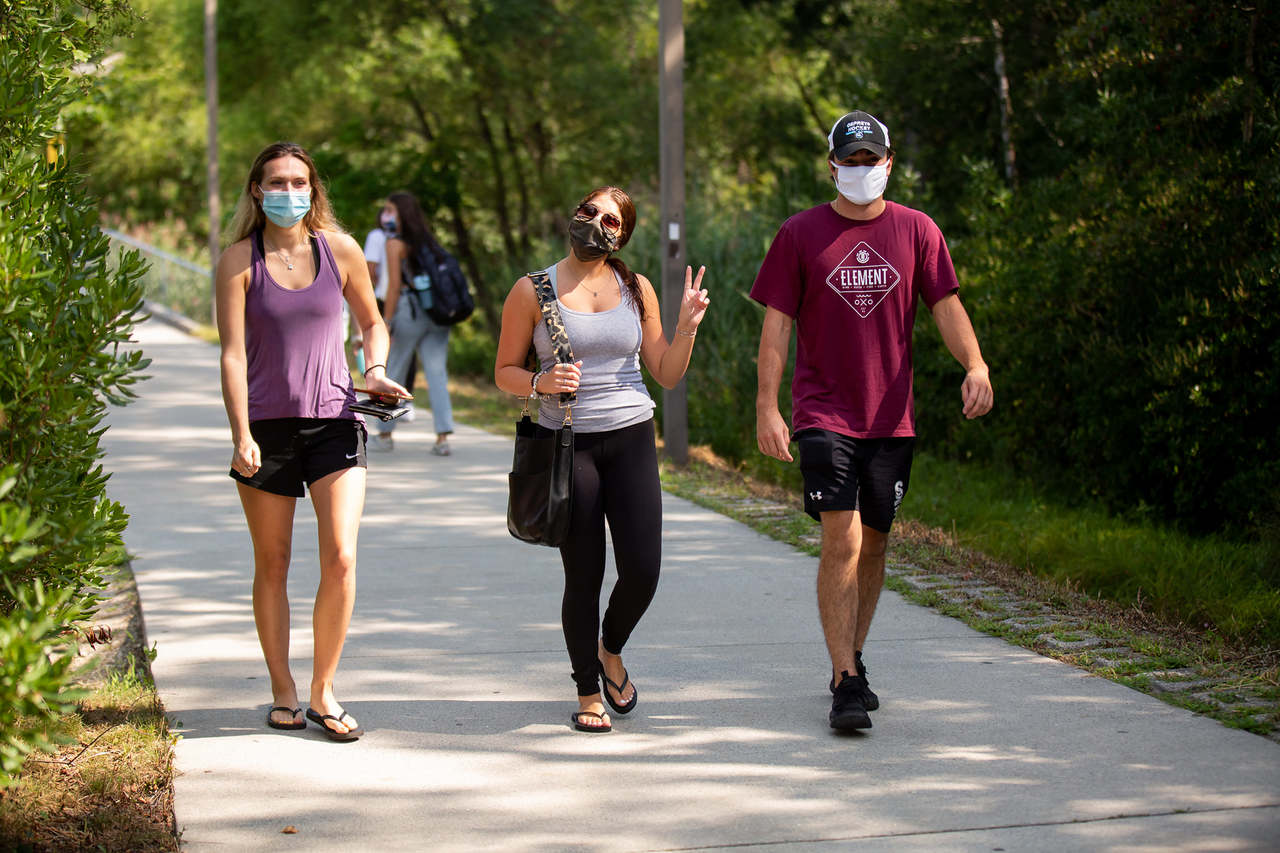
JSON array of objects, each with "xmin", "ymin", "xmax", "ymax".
[{"xmin": 826, "ymin": 241, "xmax": 901, "ymax": 318}]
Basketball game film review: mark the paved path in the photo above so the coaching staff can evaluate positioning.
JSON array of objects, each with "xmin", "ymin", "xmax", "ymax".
[{"xmin": 102, "ymin": 319, "xmax": 1280, "ymax": 852}]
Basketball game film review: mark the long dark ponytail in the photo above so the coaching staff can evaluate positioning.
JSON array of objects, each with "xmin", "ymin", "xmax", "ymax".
[
  {"xmin": 576, "ymin": 186, "xmax": 645, "ymax": 320},
  {"xmin": 387, "ymin": 190, "xmax": 443, "ymax": 274}
]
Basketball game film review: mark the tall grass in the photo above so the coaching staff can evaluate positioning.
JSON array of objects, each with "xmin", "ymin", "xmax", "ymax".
[{"xmin": 903, "ymin": 452, "xmax": 1280, "ymax": 646}]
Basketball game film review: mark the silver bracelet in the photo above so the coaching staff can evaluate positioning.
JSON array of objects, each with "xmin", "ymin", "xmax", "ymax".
[
  {"xmin": 676, "ymin": 327, "xmax": 696, "ymax": 338},
  {"xmin": 530, "ymin": 368, "xmax": 545, "ymax": 396}
]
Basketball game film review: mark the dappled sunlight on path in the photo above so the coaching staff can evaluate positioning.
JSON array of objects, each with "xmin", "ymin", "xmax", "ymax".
[{"xmin": 101, "ymin": 320, "xmax": 1280, "ymax": 852}]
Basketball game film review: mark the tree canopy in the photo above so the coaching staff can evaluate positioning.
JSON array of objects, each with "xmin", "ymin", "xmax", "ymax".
[{"xmin": 66, "ymin": 0, "xmax": 1279, "ymax": 535}]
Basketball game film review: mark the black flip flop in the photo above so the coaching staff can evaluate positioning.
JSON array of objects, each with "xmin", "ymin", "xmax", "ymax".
[
  {"xmin": 305, "ymin": 708, "xmax": 364, "ymax": 741},
  {"xmin": 600, "ymin": 668, "xmax": 638, "ymax": 715},
  {"xmin": 571, "ymin": 710, "xmax": 612, "ymax": 733},
  {"xmin": 266, "ymin": 706, "xmax": 305, "ymax": 730}
]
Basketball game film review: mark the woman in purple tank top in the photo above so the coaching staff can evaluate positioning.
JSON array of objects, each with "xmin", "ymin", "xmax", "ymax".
[{"xmin": 215, "ymin": 142, "xmax": 408, "ymax": 741}]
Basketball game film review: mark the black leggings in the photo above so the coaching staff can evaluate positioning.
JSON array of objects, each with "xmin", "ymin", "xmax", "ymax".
[{"xmin": 556, "ymin": 418, "xmax": 662, "ymax": 696}]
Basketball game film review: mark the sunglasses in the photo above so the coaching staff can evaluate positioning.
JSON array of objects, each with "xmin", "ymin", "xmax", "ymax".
[{"xmin": 574, "ymin": 202, "xmax": 622, "ymax": 232}]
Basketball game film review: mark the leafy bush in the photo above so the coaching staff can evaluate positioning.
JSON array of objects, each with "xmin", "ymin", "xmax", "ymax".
[
  {"xmin": 0, "ymin": 0, "xmax": 147, "ymax": 786},
  {"xmin": 910, "ymin": 2, "xmax": 1280, "ymax": 537},
  {"xmin": 0, "ymin": 577, "xmax": 86, "ymax": 784}
]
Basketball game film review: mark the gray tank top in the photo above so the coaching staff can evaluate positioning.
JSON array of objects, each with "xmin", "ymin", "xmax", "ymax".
[{"xmin": 531, "ymin": 264, "xmax": 654, "ymax": 433}]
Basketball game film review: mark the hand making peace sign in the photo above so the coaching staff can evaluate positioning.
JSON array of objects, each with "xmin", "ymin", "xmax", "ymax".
[{"xmin": 675, "ymin": 265, "xmax": 710, "ymax": 335}]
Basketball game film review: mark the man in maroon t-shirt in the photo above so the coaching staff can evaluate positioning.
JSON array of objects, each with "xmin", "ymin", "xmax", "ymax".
[{"xmin": 752, "ymin": 110, "xmax": 994, "ymax": 731}]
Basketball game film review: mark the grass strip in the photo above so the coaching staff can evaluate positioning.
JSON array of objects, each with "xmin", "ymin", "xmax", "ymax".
[
  {"xmin": 904, "ymin": 453, "xmax": 1280, "ymax": 647},
  {"xmin": 0, "ymin": 567, "xmax": 179, "ymax": 852}
]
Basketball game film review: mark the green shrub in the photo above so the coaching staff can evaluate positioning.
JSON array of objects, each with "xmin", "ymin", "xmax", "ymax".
[
  {"xmin": 0, "ymin": 578, "xmax": 87, "ymax": 785},
  {"xmin": 905, "ymin": 3, "xmax": 1280, "ymax": 537},
  {"xmin": 914, "ymin": 124, "xmax": 1280, "ymax": 540},
  {"xmin": 0, "ymin": 0, "xmax": 146, "ymax": 786}
]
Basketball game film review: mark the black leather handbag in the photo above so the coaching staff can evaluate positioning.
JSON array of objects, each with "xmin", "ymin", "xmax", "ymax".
[{"xmin": 506, "ymin": 270, "xmax": 575, "ymax": 547}]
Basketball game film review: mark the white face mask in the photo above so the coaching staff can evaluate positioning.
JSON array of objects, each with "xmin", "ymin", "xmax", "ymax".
[{"xmin": 833, "ymin": 161, "xmax": 889, "ymax": 205}]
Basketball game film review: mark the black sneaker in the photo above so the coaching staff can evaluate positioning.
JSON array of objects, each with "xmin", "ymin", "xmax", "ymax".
[
  {"xmin": 829, "ymin": 670, "xmax": 873, "ymax": 730},
  {"xmin": 855, "ymin": 651, "xmax": 879, "ymax": 712},
  {"xmin": 828, "ymin": 652, "xmax": 880, "ymax": 712}
]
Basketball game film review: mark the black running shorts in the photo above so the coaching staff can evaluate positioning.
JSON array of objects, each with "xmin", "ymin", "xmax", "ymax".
[
  {"xmin": 230, "ymin": 417, "xmax": 367, "ymax": 498},
  {"xmin": 795, "ymin": 429, "xmax": 914, "ymax": 533}
]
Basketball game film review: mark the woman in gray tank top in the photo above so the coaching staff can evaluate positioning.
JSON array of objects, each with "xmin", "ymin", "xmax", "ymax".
[
  {"xmin": 216, "ymin": 142, "xmax": 408, "ymax": 741},
  {"xmin": 495, "ymin": 186, "xmax": 710, "ymax": 733}
]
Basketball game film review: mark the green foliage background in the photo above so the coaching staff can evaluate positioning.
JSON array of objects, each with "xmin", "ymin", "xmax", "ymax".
[
  {"xmin": 1, "ymin": 0, "xmax": 149, "ymax": 784},
  {"xmin": 61, "ymin": 0, "xmax": 1279, "ymax": 628}
]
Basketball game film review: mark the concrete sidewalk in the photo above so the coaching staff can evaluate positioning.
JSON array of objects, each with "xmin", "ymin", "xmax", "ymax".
[{"xmin": 102, "ymin": 319, "xmax": 1280, "ymax": 852}]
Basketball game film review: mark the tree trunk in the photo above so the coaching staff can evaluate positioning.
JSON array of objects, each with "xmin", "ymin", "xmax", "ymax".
[
  {"xmin": 444, "ymin": 200, "xmax": 500, "ymax": 340},
  {"xmin": 1243, "ymin": 5, "xmax": 1257, "ymax": 144},
  {"xmin": 474, "ymin": 102, "xmax": 519, "ymax": 260},
  {"xmin": 402, "ymin": 85, "xmax": 436, "ymax": 142},
  {"xmin": 792, "ymin": 68, "xmax": 827, "ymax": 140},
  {"xmin": 529, "ymin": 118, "xmax": 552, "ymax": 187},
  {"xmin": 992, "ymin": 18, "xmax": 1018, "ymax": 186},
  {"xmin": 501, "ymin": 113, "xmax": 533, "ymax": 256}
]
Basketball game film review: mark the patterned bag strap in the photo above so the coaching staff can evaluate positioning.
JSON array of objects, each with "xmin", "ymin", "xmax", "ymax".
[{"xmin": 527, "ymin": 270, "xmax": 577, "ymax": 409}]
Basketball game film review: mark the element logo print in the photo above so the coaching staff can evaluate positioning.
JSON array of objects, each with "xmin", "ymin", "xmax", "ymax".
[{"xmin": 826, "ymin": 241, "xmax": 901, "ymax": 318}]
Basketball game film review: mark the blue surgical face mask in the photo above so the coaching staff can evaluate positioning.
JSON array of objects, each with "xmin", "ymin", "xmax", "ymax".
[{"xmin": 260, "ymin": 190, "xmax": 311, "ymax": 227}]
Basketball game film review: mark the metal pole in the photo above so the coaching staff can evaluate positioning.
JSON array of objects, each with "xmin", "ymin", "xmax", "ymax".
[
  {"xmin": 204, "ymin": 0, "xmax": 220, "ymax": 322},
  {"xmin": 659, "ymin": 0, "xmax": 688, "ymax": 465}
]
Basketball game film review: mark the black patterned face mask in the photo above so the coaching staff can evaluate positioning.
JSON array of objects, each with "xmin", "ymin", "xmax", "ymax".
[{"xmin": 568, "ymin": 218, "xmax": 620, "ymax": 261}]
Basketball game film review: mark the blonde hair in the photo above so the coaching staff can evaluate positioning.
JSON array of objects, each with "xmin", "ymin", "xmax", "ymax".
[{"xmin": 226, "ymin": 142, "xmax": 343, "ymax": 245}]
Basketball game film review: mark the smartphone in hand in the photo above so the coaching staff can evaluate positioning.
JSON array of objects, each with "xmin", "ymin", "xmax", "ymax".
[{"xmin": 352, "ymin": 387, "xmax": 413, "ymax": 400}]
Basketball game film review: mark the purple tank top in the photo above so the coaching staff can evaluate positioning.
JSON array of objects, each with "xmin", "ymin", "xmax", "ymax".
[{"xmin": 244, "ymin": 231, "xmax": 358, "ymax": 422}]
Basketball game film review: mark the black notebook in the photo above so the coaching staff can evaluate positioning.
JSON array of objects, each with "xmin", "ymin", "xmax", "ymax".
[{"xmin": 350, "ymin": 396, "xmax": 412, "ymax": 422}]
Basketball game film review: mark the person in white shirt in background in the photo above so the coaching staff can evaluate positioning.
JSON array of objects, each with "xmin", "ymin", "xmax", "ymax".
[{"xmin": 362, "ymin": 202, "xmax": 417, "ymax": 449}]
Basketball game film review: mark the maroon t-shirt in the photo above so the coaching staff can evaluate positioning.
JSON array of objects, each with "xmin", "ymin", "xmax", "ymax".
[{"xmin": 750, "ymin": 201, "xmax": 958, "ymax": 438}]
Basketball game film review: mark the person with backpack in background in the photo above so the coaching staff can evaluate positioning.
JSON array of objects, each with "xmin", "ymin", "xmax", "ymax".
[
  {"xmin": 361, "ymin": 201, "xmax": 418, "ymax": 410},
  {"xmin": 378, "ymin": 190, "xmax": 468, "ymax": 456}
]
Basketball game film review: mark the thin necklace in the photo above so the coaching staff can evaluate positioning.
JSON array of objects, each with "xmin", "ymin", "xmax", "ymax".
[
  {"xmin": 578, "ymin": 273, "xmax": 610, "ymax": 298},
  {"xmin": 264, "ymin": 236, "xmax": 296, "ymax": 271}
]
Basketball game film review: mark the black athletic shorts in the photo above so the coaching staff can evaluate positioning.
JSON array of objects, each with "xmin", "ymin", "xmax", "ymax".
[
  {"xmin": 230, "ymin": 417, "xmax": 367, "ymax": 498},
  {"xmin": 795, "ymin": 428, "xmax": 914, "ymax": 533}
]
